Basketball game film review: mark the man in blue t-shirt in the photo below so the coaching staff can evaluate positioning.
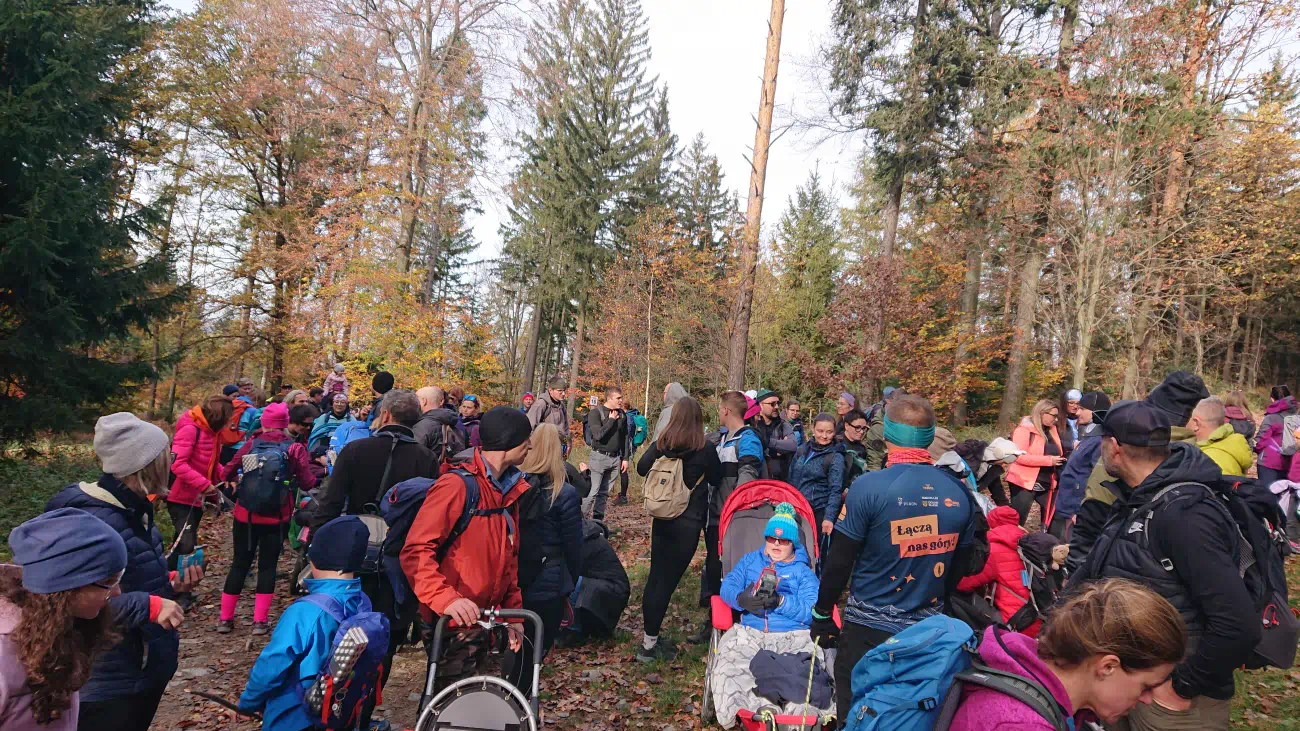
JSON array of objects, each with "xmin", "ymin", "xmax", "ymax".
[{"xmin": 809, "ymin": 394, "xmax": 977, "ymax": 722}]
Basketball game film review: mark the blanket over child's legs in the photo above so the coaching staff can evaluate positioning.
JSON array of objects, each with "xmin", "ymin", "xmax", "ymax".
[{"xmin": 711, "ymin": 625, "xmax": 832, "ymax": 728}]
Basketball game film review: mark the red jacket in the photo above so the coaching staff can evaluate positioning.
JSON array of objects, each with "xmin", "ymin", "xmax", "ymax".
[
  {"xmin": 957, "ymin": 506, "xmax": 1043, "ymax": 637},
  {"xmin": 168, "ymin": 406, "xmax": 222, "ymax": 508},
  {"xmin": 221, "ymin": 430, "xmax": 316, "ymax": 525},
  {"xmin": 400, "ymin": 450, "xmax": 528, "ymax": 617}
]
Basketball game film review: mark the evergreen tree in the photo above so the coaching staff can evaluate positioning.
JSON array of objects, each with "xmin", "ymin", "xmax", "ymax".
[
  {"xmin": 674, "ymin": 133, "xmax": 738, "ymax": 274},
  {"xmin": 0, "ymin": 0, "xmax": 183, "ymax": 436}
]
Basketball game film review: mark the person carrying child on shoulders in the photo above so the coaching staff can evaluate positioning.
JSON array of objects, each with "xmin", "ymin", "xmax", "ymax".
[{"xmin": 237, "ymin": 516, "xmax": 373, "ymax": 731}]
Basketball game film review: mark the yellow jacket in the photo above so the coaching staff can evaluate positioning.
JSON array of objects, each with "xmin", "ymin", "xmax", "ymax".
[{"xmin": 1197, "ymin": 423, "xmax": 1253, "ymax": 476}]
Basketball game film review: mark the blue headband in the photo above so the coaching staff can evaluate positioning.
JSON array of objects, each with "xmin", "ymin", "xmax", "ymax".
[{"xmin": 882, "ymin": 414, "xmax": 935, "ymax": 449}]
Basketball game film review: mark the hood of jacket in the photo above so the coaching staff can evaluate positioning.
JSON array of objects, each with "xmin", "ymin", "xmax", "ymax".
[
  {"xmin": 664, "ymin": 382, "xmax": 687, "ymax": 407},
  {"xmin": 1112, "ymin": 441, "xmax": 1223, "ymax": 507},
  {"xmin": 185, "ymin": 405, "xmax": 212, "ymax": 433},
  {"xmin": 1224, "ymin": 405, "xmax": 1252, "ymax": 421},
  {"xmin": 1199, "ymin": 424, "xmax": 1253, "ymax": 471},
  {"xmin": 987, "ymin": 505, "xmax": 1020, "ymax": 530},
  {"xmin": 1266, "ymin": 396, "xmax": 1297, "ymax": 415},
  {"xmin": 986, "ymin": 506, "xmax": 1025, "ymax": 550},
  {"xmin": 418, "ymin": 407, "xmax": 460, "ymax": 428},
  {"xmin": 975, "ymin": 629, "xmax": 1073, "ymax": 716}
]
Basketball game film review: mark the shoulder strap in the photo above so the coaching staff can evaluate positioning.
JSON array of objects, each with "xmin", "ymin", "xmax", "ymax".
[
  {"xmin": 375, "ymin": 431, "xmax": 404, "ymax": 496},
  {"xmin": 952, "ymin": 664, "xmax": 1070, "ymax": 731},
  {"xmin": 300, "ymin": 593, "xmax": 348, "ymax": 624},
  {"xmin": 436, "ymin": 471, "xmax": 481, "ymax": 562},
  {"xmin": 78, "ymin": 482, "xmax": 126, "ymax": 510}
]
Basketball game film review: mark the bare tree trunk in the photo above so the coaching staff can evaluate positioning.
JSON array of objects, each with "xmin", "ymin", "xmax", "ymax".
[
  {"xmin": 1221, "ymin": 312, "xmax": 1238, "ymax": 383},
  {"xmin": 1121, "ymin": 294, "xmax": 1154, "ymax": 399},
  {"xmin": 643, "ymin": 274, "xmax": 655, "ymax": 416},
  {"xmin": 726, "ymin": 0, "xmax": 785, "ymax": 390},
  {"xmin": 566, "ymin": 297, "xmax": 587, "ymax": 419},
  {"xmin": 1237, "ymin": 315, "xmax": 1253, "ymax": 387},
  {"xmin": 1249, "ymin": 320, "xmax": 1264, "ymax": 390},
  {"xmin": 953, "ymin": 241, "xmax": 982, "ymax": 427},
  {"xmin": 1173, "ymin": 286, "xmax": 1186, "ymax": 366},
  {"xmin": 521, "ymin": 301, "xmax": 544, "ymax": 395}
]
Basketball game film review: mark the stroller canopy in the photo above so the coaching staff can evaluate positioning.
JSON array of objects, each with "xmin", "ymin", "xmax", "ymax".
[{"xmin": 717, "ymin": 480, "xmax": 818, "ymax": 577}]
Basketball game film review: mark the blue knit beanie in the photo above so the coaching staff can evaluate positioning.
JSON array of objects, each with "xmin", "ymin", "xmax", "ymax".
[
  {"xmin": 9, "ymin": 508, "xmax": 128, "ymax": 594},
  {"xmin": 309, "ymin": 516, "xmax": 370, "ymax": 573},
  {"xmin": 764, "ymin": 502, "xmax": 801, "ymax": 546}
]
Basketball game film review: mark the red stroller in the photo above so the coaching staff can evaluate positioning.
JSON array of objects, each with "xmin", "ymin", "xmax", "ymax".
[{"xmin": 701, "ymin": 480, "xmax": 840, "ymax": 730}]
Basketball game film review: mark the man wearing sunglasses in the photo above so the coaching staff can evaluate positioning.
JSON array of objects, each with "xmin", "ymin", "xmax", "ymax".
[{"xmin": 752, "ymin": 389, "xmax": 798, "ymax": 481}]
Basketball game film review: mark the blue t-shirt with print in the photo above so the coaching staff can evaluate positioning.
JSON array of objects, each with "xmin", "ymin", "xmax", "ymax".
[{"xmin": 834, "ymin": 463, "xmax": 975, "ymax": 632}]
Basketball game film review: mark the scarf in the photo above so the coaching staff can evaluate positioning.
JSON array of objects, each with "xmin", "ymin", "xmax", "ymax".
[{"xmin": 887, "ymin": 447, "xmax": 935, "ymax": 466}]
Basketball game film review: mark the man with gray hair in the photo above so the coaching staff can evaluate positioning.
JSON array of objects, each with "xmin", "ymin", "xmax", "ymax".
[
  {"xmin": 527, "ymin": 375, "xmax": 571, "ymax": 446},
  {"xmin": 1189, "ymin": 396, "xmax": 1253, "ymax": 476},
  {"xmin": 413, "ymin": 386, "xmax": 465, "ymax": 462}
]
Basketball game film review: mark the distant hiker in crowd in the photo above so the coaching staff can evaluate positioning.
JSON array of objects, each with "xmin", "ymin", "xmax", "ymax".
[
  {"xmin": 833, "ymin": 392, "xmax": 855, "ymax": 435},
  {"xmin": 836, "ymin": 408, "xmax": 870, "ymax": 482},
  {"xmin": 752, "ymin": 389, "xmax": 797, "ymax": 481},
  {"xmin": 584, "ymin": 387, "xmax": 629, "ymax": 521},
  {"xmin": 287, "ymin": 404, "xmax": 323, "ymax": 480},
  {"xmin": 400, "ymin": 406, "xmax": 532, "ymax": 700},
  {"xmin": 219, "ymin": 402, "xmax": 317, "ymax": 636},
  {"xmin": 2, "ymin": 509, "xmax": 127, "ymax": 731},
  {"xmin": 861, "ymin": 385, "xmax": 899, "ymax": 425},
  {"xmin": 166, "ymin": 395, "xmax": 232, "ymax": 603},
  {"xmin": 412, "ymin": 386, "xmax": 464, "ymax": 463},
  {"xmin": 788, "ymin": 413, "xmax": 845, "ymax": 534},
  {"xmin": 226, "ymin": 377, "xmax": 263, "ymax": 459},
  {"xmin": 1256, "ymin": 384, "xmax": 1296, "ymax": 486},
  {"xmin": 527, "ymin": 375, "xmax": 571, "ymax": 449},
  {"xmin": 1072, "ymin": 400, "xmax": 1258, "ymax": 730},
  {"xmin": 521, "ymin": 391, "xmax": 535, "ymax": 413},
  {"xmin": 1189, "ymin": 397, "xmax": 1252, "ymax": 476},
  {"xmin": 307, "ymin": 387, "xmax": 325, "ymax": 407},
  {"xmin": 459, "ymin": 394, "xmax": 483, "ymax": 448},
  {"xmin": 785, "ymin": 399, "xmax": 804, "ymax": 446},
  {"xmin": 363, "ymin": 371, "xmax": 395, "ymax": 427},
  {"xmin": 1223, "ymin": 390, "xmax": 1256, "ymax": 442},
  {"xmin": 1054, "ymin": 391, "xmax": 1111, "ymax": 539},
  {"xmin": 951, "ymin": 437, "xmax": 1023, "ymax": 508},
  {"xmin": 1061, "ymin": 388, "xmax": 1083, "ymax": 453},
  {"xmin": 283, "ymin": 389, "xmax": 309, "ymax": 408},
  {"xmin": 48, "ymin": 413, "xmax": 197, "ymax": 731},
  {"xmin": 513, "ymin": 423, "xmax": 584, "ymax": 692},
  {"xmin": 307, "ymin": 393, "xmax": 353, "ymax": 455},
  {"xmin": 636, "ymin": 396, "xmax": 721, "ymax": 662},
  {"xmin": 236, "ymin": 516, "xmax": 372, "ymax": 731},
  {"xmin": 947, "ymin": 579, "xmax": 1187, "ymax": 731},
  {"xmin": 1006, "ymin": 399, "xmax": 1065, "ymax": 528},
  {"xmin": 322, "ymin": 363, "xmax": 349, "ymax": 397},
  {"xmin": 614, "ymin": 401, "xmax": 648, "ymax": 506},
  {"xmin": 810, "ymin": 395, "xmax": 977, "ymax": 723},
  {"xmin": 652, "ymin": 382, "xmax": 689, "ymax": 442}
]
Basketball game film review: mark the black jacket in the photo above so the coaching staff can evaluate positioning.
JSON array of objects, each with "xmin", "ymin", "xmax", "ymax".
[
  {"xmin": 1073, "ymin": 442, "xmax": 1259, "ymax": 700},
  {"xmin": 636, "ymin": 440, "xmax": 723, "ymax": 523},
  {"xmin": 411, "ymin": 407, "xmax": 461, "ymax": 459},
  {"xmin": 752, "ymin": 416, "xmax": 798, "ymax": 481},
  {"xmin": 312, "ymin": 424, "xmax": 438, "ymax": 527},
  {"xmin": 588, "ymin": 405, "xmax": 628, "ymax": 457}
]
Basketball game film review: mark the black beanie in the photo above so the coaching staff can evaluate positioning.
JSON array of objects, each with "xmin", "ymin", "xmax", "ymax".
[
  {"xmin": 1144, "ymin": 370, "xmax": 1209, "ymax": 427},
  {"xmin": 372, "ymin": 371, "xmax": 395, "ymax": 394},
  {"xmin": 480, "ymin": 406, "xmax": 532, "ymax": 451}
]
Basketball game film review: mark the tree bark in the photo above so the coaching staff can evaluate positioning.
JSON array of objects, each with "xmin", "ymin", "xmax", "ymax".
[
  {"xmin": 521, "ymin": 300, "xmax": 544, "ymax": 395},
  {"xmin": 1220, "ymin": 312, "xmax": 1238, "ymax": 383},
  {"xmin": 953, "ymin": 238, "xmax": 982, "ymax": 427},
  {"xmin": 566, "ymin": 296, "xmax": 587, "ymax": 419},
  {"xmin": 726, "ymin": 0, "xmax": 785, "ymax": 390}
]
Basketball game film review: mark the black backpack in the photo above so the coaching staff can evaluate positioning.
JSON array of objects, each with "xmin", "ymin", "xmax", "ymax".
[
  {"xmin": 1004, "ymin": 534, "xmax": 1065, "ymax": 632},
  {"xmin": 237, "ymin": 438, "xmax": 294, "ymax": 516}
]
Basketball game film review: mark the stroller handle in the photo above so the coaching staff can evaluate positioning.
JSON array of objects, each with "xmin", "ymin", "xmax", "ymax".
[{"xmin": 425, "ymin": 608, "xmax": 546, "ymax": 698}]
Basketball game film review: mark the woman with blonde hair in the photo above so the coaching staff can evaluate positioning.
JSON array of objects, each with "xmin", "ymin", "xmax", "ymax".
[
  {"xmin": 1006, "ymin": 399, "xmax": 1066, "ymax": 528},
  {"xmin": 512, "ymin": 423, "xmax": 583, "ymax": 690},
  {"xmin": 948, "ymin": 578, "xmax": 1186, "ymax": 729}
]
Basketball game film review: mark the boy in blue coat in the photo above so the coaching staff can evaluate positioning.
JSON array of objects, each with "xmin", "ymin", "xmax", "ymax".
[
  {"xmin": 719, "ymin": 502, "xmax": 819, "ymax": 632},
  {"xmin": 238, "ymin": 516, "xmax": 371, "ymax": 730}
]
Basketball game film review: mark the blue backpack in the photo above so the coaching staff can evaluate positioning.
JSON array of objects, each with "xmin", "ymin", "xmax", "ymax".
[
  {"xmin": 299, "ymin": 592, "xmax": 391, "ymax": 730},
  {"xmin": 842, "ymin": 615, "xmax": 975, "ymax": 731},
  {"xmin": 238, "ymin": 439, "xmax": 293, "ymax": 516}
]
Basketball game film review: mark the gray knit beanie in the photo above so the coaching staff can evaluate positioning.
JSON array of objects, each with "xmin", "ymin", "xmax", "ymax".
[{"xmin": 94, "ymin": 412, "xmax": 170, "ymax": 476}]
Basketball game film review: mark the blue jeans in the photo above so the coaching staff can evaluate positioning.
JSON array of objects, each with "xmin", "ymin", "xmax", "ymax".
[{"xmin": 583, "ymin": 449, "xmax": 622, "ymax": 519}]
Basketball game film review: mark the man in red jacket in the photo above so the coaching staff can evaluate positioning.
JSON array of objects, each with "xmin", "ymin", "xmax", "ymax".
[{"xmin": 401, "ymin": 405, "xmax": 533, "ymax": 698}]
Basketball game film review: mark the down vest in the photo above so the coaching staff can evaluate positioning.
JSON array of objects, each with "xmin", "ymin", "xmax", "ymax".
[
  {"xmin": 168, "ymin": 406, "xmax": 222, "ymax": 508},
  {"xmin": 956, "ymin": 506, "xmax": 1041, "ymax": 636},
  {"xmin": 46, "ymin": 476, "xmax": 179, "ymax": 701}
]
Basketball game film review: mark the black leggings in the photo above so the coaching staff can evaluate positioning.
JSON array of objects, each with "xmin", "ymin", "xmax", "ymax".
[
  {"xmin": 834, "ymin": 623, "xmax": 895, "ymax": 725},
  {"xmin": 77, "ymin": 684, "xmax": 166, "ymax": 731},
  {"xmin": 700, "ymin": 520, "xmax": 722, "ymax": 608},
  {"xmin": 166, "ymin": 501, "xmax": 203, "ymax": 572},
  {"xmin": 223, "ymin": 520, "xmax": 284, "ymax": 595},
  {"xmin": 1009, "ymin": 485, "xmax": 1051, "ymax": 528},
  {"xmin": 642, "ymin": 513, "xmax": 705, "ymax": 636}
]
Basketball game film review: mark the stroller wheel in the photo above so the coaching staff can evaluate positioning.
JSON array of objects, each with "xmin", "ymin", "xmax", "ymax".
[
  {"xmin": 415, "ymin": 675, "xmax": 537, "ymax": 731},
  {"xmin": 700, "ymin": 629, "xmax": 718, "ymax": 723}
]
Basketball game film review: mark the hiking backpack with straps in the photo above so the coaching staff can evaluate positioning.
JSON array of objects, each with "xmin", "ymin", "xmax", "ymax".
[
  {"xmin": 643, "ymin": 455, "xmax": 702, "ymax": 519},
  {"xmin": 1094, "ymin": 477, "xmax": 1297, "ymax": 670},
  {"xmin": 298, "ymin": 592, "xmax": 390, "ymax": 730},
  {"xmin": 931, "ymin": 627, "xmax": 1077, "ymax": 731},
  {"xmin": 354, "ymin": 430, "xmax": 418, "ymax": 574},
  {"xmin": 237, "ymin": 438, "xmax": 294, "ymax": 516}
]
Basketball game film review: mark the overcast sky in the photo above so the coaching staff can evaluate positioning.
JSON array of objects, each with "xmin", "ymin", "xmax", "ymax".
[{"xmin": 470, "ymin": 0, "xmax": 862, "ymax": 260}]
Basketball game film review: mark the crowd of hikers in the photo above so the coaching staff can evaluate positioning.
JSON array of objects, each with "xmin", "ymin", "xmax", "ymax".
[{"xmin": 2, "ymin": 365, "xmax": 1298, "ymax": 731}]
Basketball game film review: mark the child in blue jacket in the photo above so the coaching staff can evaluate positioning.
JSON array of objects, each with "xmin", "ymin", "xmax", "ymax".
[{"xmin": 239, "ymin": 516, "xmax": 371, "ymax": 731}]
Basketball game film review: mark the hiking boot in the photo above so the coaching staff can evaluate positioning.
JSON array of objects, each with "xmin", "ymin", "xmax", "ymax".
[
  {"xmin": 216, "ymin": 620, "xmax": 234, "ymax": 634},
  {"xmin": 252, "ymin": 622, "xmax": 270, "ymax": 636},
  {"xmin": 687, "ymin": 620, "xmax": 712, "ymax": 645},
  {"xmin": 613, "ymin": 494, "xmax": 629, "ymax": 506},
  {"xmin": 636, "ymin": 638, "xmax": 678, "ymax": 663}
]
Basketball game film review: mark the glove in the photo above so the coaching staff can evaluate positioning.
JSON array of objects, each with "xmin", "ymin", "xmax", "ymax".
[
  {"xmin": 761, "ymin": 592, "xmax": 783, "ymax": 610},
  {"xmin": 736, "ymin": 591, "xmax": 767, "ymax": 616},
  {"xmin": 810, "ymin": 607, "xmax": 839, "ymax": 648}
]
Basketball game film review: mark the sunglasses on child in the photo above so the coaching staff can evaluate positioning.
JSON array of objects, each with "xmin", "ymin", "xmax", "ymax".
[{"xmin": 765, "ymin": 536, "xmax": 792, "ymax": 546}]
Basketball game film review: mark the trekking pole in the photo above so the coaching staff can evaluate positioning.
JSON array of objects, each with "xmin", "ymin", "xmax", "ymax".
[
  {"xmin": 190, "ymin": 690, "xmax": 261, "ymax": 721},
  {"xmin": 800, "ymin": 636, "xmax": 820, "ymax": 731}
]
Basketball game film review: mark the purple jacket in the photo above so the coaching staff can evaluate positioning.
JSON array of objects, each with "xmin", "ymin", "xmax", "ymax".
[
  {"xmin": 0, "ymin": 591, "xmax": 79, "ymax": 731},
  {"xmin": 1256, "ymin": 397, "xmax": 1297, "ymax": 472},
  {"xmin": 948, "ymin": 630, "xmax": 1074, "ymax": 731}
]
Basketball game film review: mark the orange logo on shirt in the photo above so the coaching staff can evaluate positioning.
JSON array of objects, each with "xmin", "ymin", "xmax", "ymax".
[
  {"xmin": 897, "ymin": 533, "xmax": 960, "ymax": 558},
  {"xmin": 891, "ymin": 515, "xmax": 938, "ymax": 543}
]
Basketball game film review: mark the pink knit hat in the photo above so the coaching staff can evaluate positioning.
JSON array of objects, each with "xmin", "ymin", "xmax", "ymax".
[{"xmin": 260, "ymin": 402, "xmax": 290, "ymax": 430}]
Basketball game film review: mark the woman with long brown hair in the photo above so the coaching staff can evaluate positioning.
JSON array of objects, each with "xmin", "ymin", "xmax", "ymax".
[
  {"xmin": 635, "ymin": 396, "xmax": 723, "ymax": 662},
  {"xmin": 1, "ymin": 508, "xmax": 128, "ymax": 730},
  {"xmin": 1006, "ymin": 399, "xmax": 1065, "ymax": 528},
  {"xmin": 167, "ymin": 394, "xmax": 234, "ymax": 590}
]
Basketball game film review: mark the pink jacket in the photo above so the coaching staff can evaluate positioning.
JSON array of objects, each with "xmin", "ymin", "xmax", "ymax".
[
  {"xmin": 167, "ymin": 407, "xmax": 222, "ymax": 508},
  {"xmin": 1006, "ymin": 417, "xmax": 1062, "ymax": 492},
  {"xmin": 0, "ymin": 592, "xmax": 79, "ymax": 731},
  {"xmin": 948, "ymin": 629, "xmax": 1076, "ymax": 731},
  {"xmin": 221, "ymin": 431, "xmax": 316, "ymax": 525}
]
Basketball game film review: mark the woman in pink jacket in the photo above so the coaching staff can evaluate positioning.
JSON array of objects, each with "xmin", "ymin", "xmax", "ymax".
[
  {"xmin": 1006, "ymin": 399, "xmax": 1065, "ymax": 528},
  {"xmin": 166, "ymin": 395, "xmax": 233, "ymax": 577},
  {"xmin": 947, "ymin": 578, "xmax": 1185, "ymax": 731}
]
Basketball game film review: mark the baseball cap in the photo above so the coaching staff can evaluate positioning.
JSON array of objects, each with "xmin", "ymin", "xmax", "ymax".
[
  {"xmin": 1100, "ymin": 400, "xmax": 1172, "ymax": 447},
  {"xmin": 1066, "ymin": 389, "xmax": 1082, "ymax": 402}
]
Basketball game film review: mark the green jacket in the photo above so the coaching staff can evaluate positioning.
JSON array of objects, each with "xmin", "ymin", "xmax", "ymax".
[
  {"xmin": 1081, "ymin": 426, "xmax": 1198, "ymax": 507},
  {"xmin": 1197, "ymin": 423, "xmax": 1253, "ymax": 477}
]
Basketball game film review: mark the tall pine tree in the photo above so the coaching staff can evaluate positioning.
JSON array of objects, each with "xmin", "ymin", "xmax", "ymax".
[
  {"xmin": 674, "ymin": 132, "xmax": 739, "ymax": 275},
  {"xmin": 0, "ymin": 0, "xmax": 183, "ymax": 435}
]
